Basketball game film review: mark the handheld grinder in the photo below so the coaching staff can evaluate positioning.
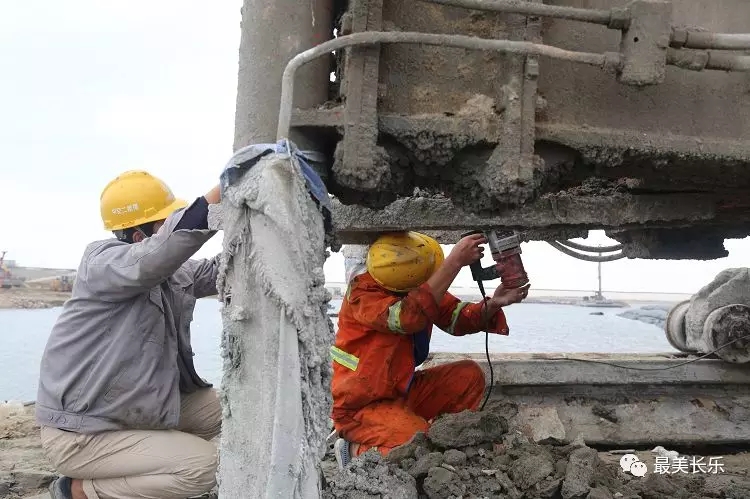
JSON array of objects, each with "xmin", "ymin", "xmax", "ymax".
[{"xmin": 460, "ymin": 229, "xmax": 530, "ymax": 411}]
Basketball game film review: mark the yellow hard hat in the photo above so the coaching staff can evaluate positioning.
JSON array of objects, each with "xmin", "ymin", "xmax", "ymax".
[
  {"xmin": 367, "ymin": 231, "xmax": 445, "ymax": 292},
  {"xmin": 100, "ymin": 170, "xmax": 187, "ymax": 230}
]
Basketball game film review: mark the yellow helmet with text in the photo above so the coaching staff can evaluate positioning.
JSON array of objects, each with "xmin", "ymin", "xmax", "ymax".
[
  {"xmin": 367, "ymin": 231, "xmax": 445, "ymax": 292},
  {"xmin": 100, "ymin": 170, "xmax": 187, "ymax": 230}
]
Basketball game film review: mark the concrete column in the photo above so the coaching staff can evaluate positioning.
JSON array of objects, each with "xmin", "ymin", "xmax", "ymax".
[
  {"xmin": 233, "ymin": 0, "xmax": 333, "ymax": 150},
  {"xmin": 220, "ymin": 3, "xmax": 334, "ymax": 498}
]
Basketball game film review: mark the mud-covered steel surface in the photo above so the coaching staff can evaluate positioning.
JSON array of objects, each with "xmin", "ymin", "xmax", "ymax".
[{"xmin": 269, "ymin": 0, "xmax": 750, "ymax": 258}]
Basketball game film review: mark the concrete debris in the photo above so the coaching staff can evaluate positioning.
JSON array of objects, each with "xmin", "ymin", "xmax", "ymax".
[
  {"xmin": 321, "ymin": 406, "xmax": 750, "ymax": 498},
  {"xmin": 323, "ymin": 451, "xmax": 418, "ymax": 499},
  {"xmin": 561, "ymin": 447, "xmax": 598, "ymax": 498},
  {"xmin": 508, "ymin": 449, "xmax": 555, "ymax": 490},
  {"xmin": 409, "ymin": 453, "xmax": 444, "ymax": 479},
  {"xmin": 422, "ymin": 467, "xmax": 463, "ymax": 499},
  {"xmin": 427, "ymin": 410, "xmax": 508, "ymax": 448},
  {"xmin": 442, "ymin": 449, "xmax": 467, "ymax": 467},
  {"xmin": 514, "ymin": 406, "xmax": 567, "ymax": 443}
]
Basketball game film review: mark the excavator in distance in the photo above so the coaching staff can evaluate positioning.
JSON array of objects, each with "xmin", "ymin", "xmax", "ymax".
[{"xmin": 0, "ymin": 251, "xmax": 23, "ymax": 289}]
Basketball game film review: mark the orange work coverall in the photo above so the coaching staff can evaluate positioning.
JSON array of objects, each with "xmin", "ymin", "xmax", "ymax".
[{"xmin": 331, "ymin": 272, "xmax": 510, "ymax": 456}]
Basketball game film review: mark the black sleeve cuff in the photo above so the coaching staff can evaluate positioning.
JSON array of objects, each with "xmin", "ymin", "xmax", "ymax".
[{"xmin": 174, "ymin": 197, "xmax": 209, "ymax": 231}]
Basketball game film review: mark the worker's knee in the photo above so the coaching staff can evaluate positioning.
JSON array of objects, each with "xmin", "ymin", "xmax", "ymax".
[
  {"xmin": 452, "ymin": 360, "xmax": 487, "ymax": 393},
  {"xmin": 173, "ymin": 442, "xmax": 218, "ymax": 495}
]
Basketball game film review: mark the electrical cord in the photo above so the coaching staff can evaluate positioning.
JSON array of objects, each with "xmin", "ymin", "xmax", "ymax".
[{"xmin": 479, "ymin": 295, "xmax": 493, "ymax": 411}]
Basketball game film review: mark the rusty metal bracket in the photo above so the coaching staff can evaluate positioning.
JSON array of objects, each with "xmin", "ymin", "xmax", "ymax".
[
  {"xmin": 617, "ymin": 0, "xmax": 673, "ymax": 86},
  {"xmin": 337, "ymin": 0, "xmax": 383, "ymax": 192}
]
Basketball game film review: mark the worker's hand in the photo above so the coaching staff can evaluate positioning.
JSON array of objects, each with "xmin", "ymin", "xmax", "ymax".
[
  {"xmin": 490, "ymin": 284, "xmax": 530, "ymax": 307},
  {"xmin": 446, "ymin": 233, "xmax": 487, "ymax": 268}
]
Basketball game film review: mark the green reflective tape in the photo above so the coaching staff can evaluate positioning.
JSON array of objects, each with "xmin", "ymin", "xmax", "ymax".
[
  {"xmin": 448, "ymin": 302, "xmax": 470, "ymax": 335},
  {"xmin": 387, "ymin": 301, "xmax": 406, "ymax": 334},
  {"xmin": 330, "ymin": 346, "xmax": 359, "ymax": 371}
]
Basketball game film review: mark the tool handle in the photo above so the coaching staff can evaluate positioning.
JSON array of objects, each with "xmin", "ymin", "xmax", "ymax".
[{"xmin": 461, "ymin": 230, "xmax": 488, "ymax": 283}]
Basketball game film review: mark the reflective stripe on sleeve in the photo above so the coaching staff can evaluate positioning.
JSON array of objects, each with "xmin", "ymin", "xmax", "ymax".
[
  {"xmin": 387, "ymin": 301, "xmax": 407, "ymax": 334},
  {"xmin": 448, "ymin": 302, "xmax": 470, "ymax": 335},
  {"xmin": 330, "ymin": 346, "xmax": 359, "ymax": 371}
]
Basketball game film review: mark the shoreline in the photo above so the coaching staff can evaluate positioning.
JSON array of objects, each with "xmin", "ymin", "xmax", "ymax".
[
  {"xmin": 0, "ymin": 289, "xmax": 71, "ymax": 310},
  {"xmin": 0, "ymin": 288, "xmax": 679, "ymax": 311}
]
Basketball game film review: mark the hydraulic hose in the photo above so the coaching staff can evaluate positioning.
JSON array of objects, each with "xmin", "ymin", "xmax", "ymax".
[
  {"xmin": 672, "ymin": 30, "xmax": 750, "ymax": 51},
  {"xmin": 554, "ymin": 240, "xmax": 623, "ymax": 253},
  {"xmin": 547, "ymin": 241, "xmax": 626, "ymax": 262},
  {"xmin": 667, "ymin": 48, "xmax": 750, "ymax": 72}
]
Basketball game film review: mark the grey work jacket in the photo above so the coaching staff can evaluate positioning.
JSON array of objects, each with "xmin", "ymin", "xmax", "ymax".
[{"xmin": 36, "ymin": 206, "xmax": 217, "ymax": 433}]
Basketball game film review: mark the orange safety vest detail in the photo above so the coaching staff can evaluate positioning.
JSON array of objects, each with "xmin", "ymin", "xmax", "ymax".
[{"xmin": 331, "ymin": 273, "xmax": 509, "ymax": 418}]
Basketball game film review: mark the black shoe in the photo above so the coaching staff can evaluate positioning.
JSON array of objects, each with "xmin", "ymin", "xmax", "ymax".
[{"xmin": 48, "ymin": 476, "xmax": 73, "ymax": 499}]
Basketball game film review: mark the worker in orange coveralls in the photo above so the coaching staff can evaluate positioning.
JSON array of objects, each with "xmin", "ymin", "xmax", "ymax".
[{"xmin": 330, "ymin": 231, "xmax": 529, "ymax": 469}]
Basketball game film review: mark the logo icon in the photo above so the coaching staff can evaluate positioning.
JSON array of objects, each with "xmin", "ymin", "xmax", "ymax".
[
  {"xmin": 630, "ymin": 461, "xmax": 648, "ymax": 477},
  {"xmin": 620, "ymin": 454, "xmax": 647, "ymax": 477}
]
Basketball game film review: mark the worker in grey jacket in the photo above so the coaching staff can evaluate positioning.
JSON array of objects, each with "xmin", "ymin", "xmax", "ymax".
[{"xmin": 38, "ymin": 170, "xmax": 222, "ymax": 499}]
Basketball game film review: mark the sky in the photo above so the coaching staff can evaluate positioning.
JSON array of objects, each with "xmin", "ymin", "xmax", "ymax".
[{"xmin": 2, "ymin": 1, "xmax": 749, "ymax": 295}]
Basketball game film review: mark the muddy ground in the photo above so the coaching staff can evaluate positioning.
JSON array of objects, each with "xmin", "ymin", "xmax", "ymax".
[
  {"xmin": 4, "ymin": 401, "xmax": 750, "ymax": 498},
  {"xmin": 0, "ymin": 403, "xmax": 55, "ymax": 498},
  {"xmin": 0, "ymin": 289, "xmax": 70, "ymax": 310}
]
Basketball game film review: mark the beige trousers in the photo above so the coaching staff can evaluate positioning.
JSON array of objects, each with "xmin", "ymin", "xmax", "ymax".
[{"xmin": 41, "ymin": 388, "xmax": 222, "ymax": 499}]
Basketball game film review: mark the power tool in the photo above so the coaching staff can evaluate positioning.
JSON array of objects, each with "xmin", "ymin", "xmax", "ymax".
[
  {"xmin": 460, "ymin": 229, "xmax": 530, "ymax": 410},
  {"xmin": 461, "ymin": 229, "xmax": 530, "ymax": 294}
]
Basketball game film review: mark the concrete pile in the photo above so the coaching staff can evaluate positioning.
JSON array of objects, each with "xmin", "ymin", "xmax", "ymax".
[{"xmin": 323, "ymin": 408, "xmax": 748, "ymax": 499}]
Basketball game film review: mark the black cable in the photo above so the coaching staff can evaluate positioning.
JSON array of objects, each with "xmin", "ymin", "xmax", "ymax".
[
  {"xmin": 482, "ymin": 328, "xmax": 493, "ymax": 411},
  {"xmin": 478, "ymin": 288, "xmax": 493, "ymax": 411},
  {"xmin": 553, "ymin": 332, "xmax": 750, "ymax": 370},
  {"xmin": 548, "ymin": 241, "xmax": 626, "ymax": 262}
]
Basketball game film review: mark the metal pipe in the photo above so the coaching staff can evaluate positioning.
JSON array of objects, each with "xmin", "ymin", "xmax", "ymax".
[
  {"xmin": 277, "ymin": 31, "xmax": 619, "ymax": 140},
  {"xmin": 418, "ymin": 0, "xmax": 625, "ymax": 28},
  {"xmin": 673, "ymin": 30, "xmax": 750, "ymax": 51},
  {"xmin": 667, "ymin": 48, "xmax": 750, "ymax": 72}
]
